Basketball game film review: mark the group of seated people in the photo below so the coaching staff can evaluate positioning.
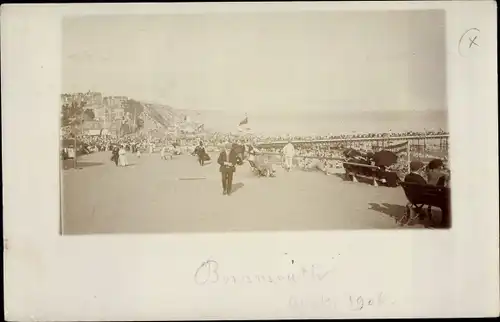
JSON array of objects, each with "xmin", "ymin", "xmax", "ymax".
[
  {"xmin": 343, "ymin": 153, "xmax": 401, "ymax": 187},
  {"xmin": 404, "ymin": 159, "xmax": 450, "ymax": 187},
  {"xmin": 401, "ymin": 159, "xmax": 451, "ymax": 226}
]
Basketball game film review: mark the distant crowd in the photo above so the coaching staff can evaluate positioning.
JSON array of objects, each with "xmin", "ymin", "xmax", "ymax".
[
  {"xmin": 255, "ymin": 130, "xmax": 448, "ymax": 143},
  {"xmin": 61, "ymin": 129, "xmax": 449, "ymax": 168}
]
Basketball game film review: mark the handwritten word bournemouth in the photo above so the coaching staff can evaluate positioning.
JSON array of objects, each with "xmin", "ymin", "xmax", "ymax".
[{"xmin": 194, "ymin": 260, "xmax": 335, "ymax": 286}]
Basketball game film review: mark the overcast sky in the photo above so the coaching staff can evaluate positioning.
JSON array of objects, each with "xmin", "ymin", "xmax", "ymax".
[{"xmin": 62, "ymin": 10, "xmax": 446, "ymax": 114}]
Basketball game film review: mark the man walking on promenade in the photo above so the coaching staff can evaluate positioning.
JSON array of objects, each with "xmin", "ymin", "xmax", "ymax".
[
  {"xmin": 217, "ymin": 142, "xmax": 237, "ymax": 196},
  {"xmin": 195, "ymin": 141, "xmax": 207, "ymax": 166},
  {"xmin": 282, "ymin": 139, "xmax": 295, "ymax": 172}
]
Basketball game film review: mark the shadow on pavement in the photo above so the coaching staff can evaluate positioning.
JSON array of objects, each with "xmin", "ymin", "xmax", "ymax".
[
  {"xmin": 62, "ymin": 160, "xmax": 105, "ymax": 170},
  {"xmin": 368, "ymin": 202, "xmax": 432, "ymax": 227},
  {"xmin": 334, "ymin": 173, "xmax": 349, "ymax": 181},
  {"xmin": 231, "ymin": 182, "xmax": 245, "ymax": 194},
  {"xmin": 368, "ymin": 202, "xmax": 406, "ymax": 221}
]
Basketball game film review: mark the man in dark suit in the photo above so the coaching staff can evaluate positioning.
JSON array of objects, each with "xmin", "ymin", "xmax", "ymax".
[
  {"xmin": 195, "ymin": 141, "xmax": 207, "ymax": 166},
  {"xmin": 404, "ymin": 160, "xmax": 427, "ymax": 185},
  {"xmin": 217, "ymin": 142, "xmax": 237, "ymax": 196}
]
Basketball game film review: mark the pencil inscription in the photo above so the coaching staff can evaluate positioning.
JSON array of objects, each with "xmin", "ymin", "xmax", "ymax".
[
  {"xmin": 458, "ymin": 28, "xmax": 481, "ymax": 57},
  {"xmin": 289, "ymin": 292, "xmax": 395, "ymax": 312},
  {"xmin": 194, "ymin": 259, "xmax": 335, "ymax": 286}
]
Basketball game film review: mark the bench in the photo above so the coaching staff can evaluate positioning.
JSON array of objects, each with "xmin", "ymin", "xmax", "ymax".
[
  {"xmin": 399, "ymin": 182, "xmax": 451, "ymax": 227},
  {"xmin": 343, "ymin": 162, "xmax": 399, "ymax": 187}
]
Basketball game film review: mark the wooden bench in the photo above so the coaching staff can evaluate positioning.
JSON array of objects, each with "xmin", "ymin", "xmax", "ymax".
[
  {"xmin": 343, "ymin": 161, "xmax": 379, "ymax": 186},
  {"xmin": 342, "ymin": 161, "xmax": 400, "ymax": 187},
  {"xmin": 399, "ymin": 182, "xmax": 451, "ymax": 227}
]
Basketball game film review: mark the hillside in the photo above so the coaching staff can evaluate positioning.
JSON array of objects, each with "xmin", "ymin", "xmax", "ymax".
[{"xmin": 138, "ymin": 101, "xmax": 206, "ymax": 135}]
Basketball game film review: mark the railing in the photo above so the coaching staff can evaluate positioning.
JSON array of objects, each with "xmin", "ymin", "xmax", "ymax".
[
  {"xmin": 342, "ymin": 162, "xmax": 379, "ymax": 169},
  {"xmin": 259, "ymin": 151, "xmax": 344, "ymax": 161},
  {"xmin": 256, "ymin": 134, "xmax": 449, "ymax": 146}
]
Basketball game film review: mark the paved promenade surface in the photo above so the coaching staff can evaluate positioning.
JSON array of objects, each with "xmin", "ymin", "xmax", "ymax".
[{"xmin": 61, "ymin": 152, "xmax": 423, "ymax": 234}]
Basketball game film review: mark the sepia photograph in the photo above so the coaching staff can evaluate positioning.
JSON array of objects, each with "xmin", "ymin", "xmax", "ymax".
[{"xmin": 60, "ymin": 10, "xmax": 451, "ymax": 234}]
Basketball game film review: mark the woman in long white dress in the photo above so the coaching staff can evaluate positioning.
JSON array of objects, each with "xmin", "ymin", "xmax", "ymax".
[{"xmin": 118, "ymin": 145, "xmax": 128, "ymax": 166}]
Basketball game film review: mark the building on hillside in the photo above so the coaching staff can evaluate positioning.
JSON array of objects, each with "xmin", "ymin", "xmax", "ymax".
[
  {"xmin": 82, "ymin": 121, "xmax": 102, "ymax": 136},
  {"xmin": 103, "ymin": 96, "xmax": 129, "ymax": 107},
  {"xmin": 61, "ymin": 94, "xmax": 72, "ymax": 105},
  {"xmin": 84, "ymin": 92, "xmax": 103, "ymax": 105},
  {"xmin": 80, "ymin": 119, "xmax": 123, "ymax": 136},
  {"xmin": 93, "ymin": 106, "xmax": 107, "ymax": 121},
  {"xmin": 111, "ymin": 107, "xmax": 125, "ymax": 121}
]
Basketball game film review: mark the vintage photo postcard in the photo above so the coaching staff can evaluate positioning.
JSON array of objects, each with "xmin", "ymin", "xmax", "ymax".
[
  {"xmin": 59, "ymin": 9, "xmax": 451, "ymax": 234},
  {"xmin": 2, "ymin": 1, "xmax": 498, "ymax": 320}
]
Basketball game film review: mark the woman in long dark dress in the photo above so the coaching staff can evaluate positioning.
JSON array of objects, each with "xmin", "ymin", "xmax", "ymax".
[{"xmin": 111, "ymin": 146, "xmax": 119, "ymax": 166}]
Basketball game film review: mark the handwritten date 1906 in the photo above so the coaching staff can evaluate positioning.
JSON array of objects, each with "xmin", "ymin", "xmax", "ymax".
[{"xmin": 289, "ymin": 292, "xmax": 391, "ymax": 312}]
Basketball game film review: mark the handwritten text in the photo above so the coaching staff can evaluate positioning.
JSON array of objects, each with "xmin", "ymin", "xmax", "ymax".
[{"xmin": 194, "ymin": 259, "xmax": 335, "ymax": 286}]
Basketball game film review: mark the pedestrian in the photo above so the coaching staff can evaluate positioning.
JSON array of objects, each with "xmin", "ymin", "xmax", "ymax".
[
  {"xmin": 118, "ymin": 145, "xmax": 128, "ymax": 167},
  {"xmin": 111, "ymin": 145, "xmax": 119, "ymax": 166},
  {"xmin": 195, "ymin": 141, "xmax": 207, "ymax": 166},
  {"xmin": 217, "ymin": 142, "xmax": 237, "ymax": 196},
  {"xmin": 282, "ymin": 139, "xmax": 295, "ymax": 172}
]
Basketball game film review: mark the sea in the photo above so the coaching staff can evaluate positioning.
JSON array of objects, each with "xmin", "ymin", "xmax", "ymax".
[{"xmin": 185, "ymin": 110, "xmax": 448, "ymax": 136}]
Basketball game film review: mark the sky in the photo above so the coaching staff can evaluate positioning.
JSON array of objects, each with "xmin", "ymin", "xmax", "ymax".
[{"xmin": 62, "ymin": 10, "xmax": 446, "ymax": 114}]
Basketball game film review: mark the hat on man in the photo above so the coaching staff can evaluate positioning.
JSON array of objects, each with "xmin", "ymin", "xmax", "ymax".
[
  {"xmin": 410, "ymin": 160, "xmax": 425, "ymax": 172},
  {"xmin": 428, "ymin": 158, "xmax": 444, "ymax": 170}
]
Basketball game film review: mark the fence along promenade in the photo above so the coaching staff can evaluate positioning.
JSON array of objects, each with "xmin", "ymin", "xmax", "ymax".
[
  {"xmin": 256, "ymin": 134, "xmax": 449, "ymax": 146},
  {"xmin": 255, "ymin": 134, "xmax": 449, "ymax": 168}
]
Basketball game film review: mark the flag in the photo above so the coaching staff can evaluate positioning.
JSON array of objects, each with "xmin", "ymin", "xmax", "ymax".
[{"xmin": 239, "ymin": 116, "xmax": 248, "ymax": 126}]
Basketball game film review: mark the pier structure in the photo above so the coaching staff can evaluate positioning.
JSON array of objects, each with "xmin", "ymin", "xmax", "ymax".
[
  {"xmin": 257, "ymin": 134, "xmax": 449, "ymax": 160},
  {"xmin": 257, "ymin": 134, "xmax": 449, "ymax": 156}
]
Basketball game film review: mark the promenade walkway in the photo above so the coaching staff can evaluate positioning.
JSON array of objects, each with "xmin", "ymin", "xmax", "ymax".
[{"xmin": 61, "ymin": 152, "xmax": 421, "ymax": 234}]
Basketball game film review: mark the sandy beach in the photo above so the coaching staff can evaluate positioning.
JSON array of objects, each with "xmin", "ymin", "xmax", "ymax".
[{"xmin": 61, "ymin": 151, "xmax": 427, "ymax": 234}]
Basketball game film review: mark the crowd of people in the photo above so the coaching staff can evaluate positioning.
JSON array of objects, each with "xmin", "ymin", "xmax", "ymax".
[
  {"xmin": 60, "ymin": 128, "xmax": 450, "ymax": 183},
  {"xmin": 253, "ymin": 129, "xmax": 448, "ymax": 143},
  {"xmin": 61, "ymin": 129, "xmax": 449, "ymax": 173}
]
